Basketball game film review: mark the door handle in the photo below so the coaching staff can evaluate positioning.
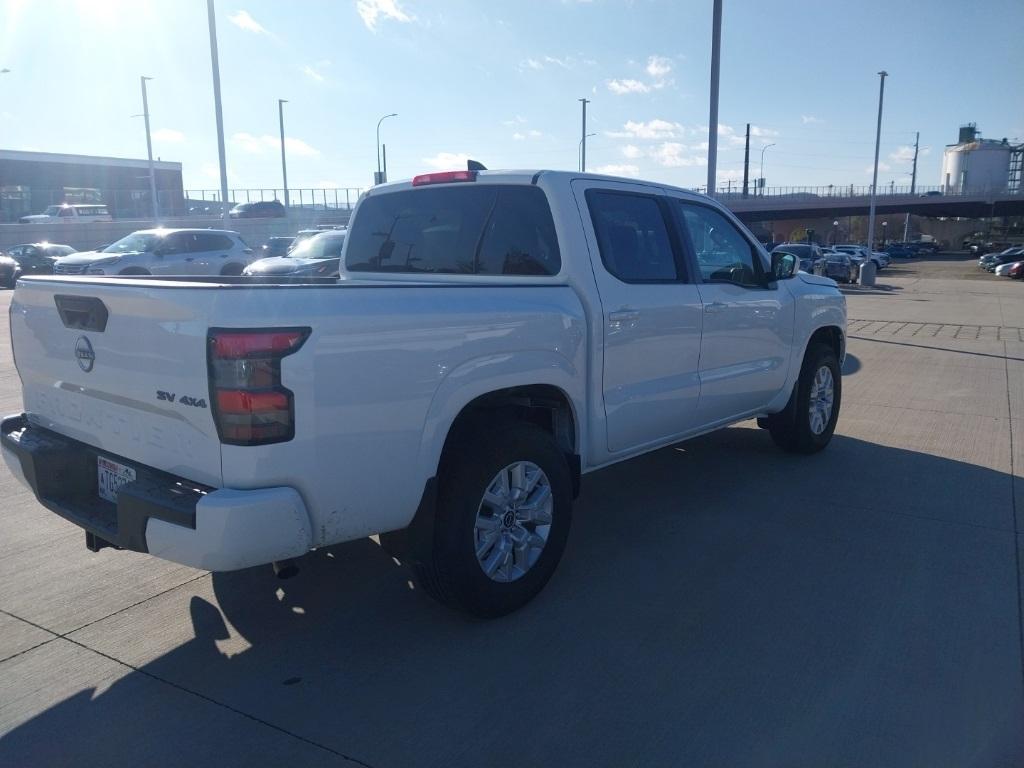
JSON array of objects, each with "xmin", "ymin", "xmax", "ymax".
[
  {"xmin": 704, "ymin": 301, "xmax": 727, "ymax": 313},
  {"xmin": 609, "ymin": 309, "xmax": 640, "ymax": 323}
]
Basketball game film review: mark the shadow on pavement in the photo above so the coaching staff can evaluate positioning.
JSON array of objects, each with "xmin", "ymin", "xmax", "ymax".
[
  {"xmin": 841, "ymin": 352, "xmax": 861, "ymax": 375},
  {"xmin": 3, "ymin": 428, "xmax": 1023, "ymax": 768}
]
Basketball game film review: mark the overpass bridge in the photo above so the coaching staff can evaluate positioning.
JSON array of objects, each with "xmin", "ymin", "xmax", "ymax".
[{"xmin": 717, "ymin": 185, "xmax": 1024, "ymax": 223}]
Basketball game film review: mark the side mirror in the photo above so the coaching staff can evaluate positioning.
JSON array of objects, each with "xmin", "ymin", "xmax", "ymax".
[{"xmin": 769, "ymin": 251, "xmax": 797, "ymax": 281}]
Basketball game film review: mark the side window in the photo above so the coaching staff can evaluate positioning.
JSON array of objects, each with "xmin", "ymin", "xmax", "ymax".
[
  {"xmin": 160, "ymin": 233, "xmax": 189, "ymax": 254},
  {"xmin": 586, "ymin": 190, "xmax": 679, "ymax": 282},
  {"xmin": 677, "ymin": 202, "xmax": 763, "ymax": 287},
  {"xmin": 476, "ymin": 187, "xmax": 561, "ymax": 276},
  {"xmin": 58, "ymin": 207, "xmax": 74, "ymax": 218},
  {"xmin": 8, "ymin": 246, "xmax": 23, "ymax": 258},
  {"xmin": 192, "ymin": 233, "xmax": 233, "ymax": 252}
]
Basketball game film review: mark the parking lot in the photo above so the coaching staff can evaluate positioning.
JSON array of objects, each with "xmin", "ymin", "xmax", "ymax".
[{"xmin": 1, "ymin": 256, "xmax": 1022, "ymax": 767}]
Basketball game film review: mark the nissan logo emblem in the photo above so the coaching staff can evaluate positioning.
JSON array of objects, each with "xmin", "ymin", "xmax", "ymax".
[{"xmin": 75, "ymin": 336, "xmax": 95, "ymax": 373}]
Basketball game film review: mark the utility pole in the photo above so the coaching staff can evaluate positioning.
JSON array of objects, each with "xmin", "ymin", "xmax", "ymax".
[
  {"xmin": 578, "ymin": 98, "xmax": 590, "ymax": 172},
  {"xmin": 382, "ymin": 143, "xmax": 387, "ymax": 179},
  {"xmin": 862, "ymin": 70, "xmax": 888, "ymax": 287},
  {"xmin": 278, "ymin": 99, "xmax": 290, "ymax": 211},
  {"xmin": 206, "ymin": 0, "xmax": 230, "ymax": 228},
  {"xmin": 742, "ymin": 122, "xmax": 750, "ymax": 198},
  {"xmin": 140, "ymin": 76, "xmax": 158, "ymax": 220},
  {"xmin": 902, "ymin": 130, "xmax": 919, "ymax": 241},
  {"xmin": 706, "ymin": 0, "xmax": 723, "ymax": 194}
]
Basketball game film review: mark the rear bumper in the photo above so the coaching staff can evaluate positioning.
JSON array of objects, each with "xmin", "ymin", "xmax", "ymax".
[{"xmin": 1, "ymin": 413, "xmax": 313, "ymax": 571}]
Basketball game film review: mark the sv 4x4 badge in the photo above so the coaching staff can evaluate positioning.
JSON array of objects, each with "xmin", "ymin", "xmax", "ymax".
[{"xmin": 157, "ymin": 390, "xmax": 208, "ymax": 408}]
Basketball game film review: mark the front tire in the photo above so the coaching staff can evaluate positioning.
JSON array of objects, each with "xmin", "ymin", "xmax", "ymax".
[
  {"xmin": 765, "ymin": 343, "xmax": 841, "ymax": 454},
  {"xmin": 413, "ymin": 420, "xmax": 573, "ymax": 618}
]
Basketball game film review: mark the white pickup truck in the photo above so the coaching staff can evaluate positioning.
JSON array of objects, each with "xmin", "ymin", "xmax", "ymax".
[{"xmin": 2, "ymin": 169, "xmax": 846, "ymax": 617}]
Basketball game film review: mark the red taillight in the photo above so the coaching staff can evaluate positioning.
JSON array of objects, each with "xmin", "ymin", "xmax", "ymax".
[
  {"xmin": 411, "ymin": 170, "xmax": 477, "ymax": 187},
  {"xmin": 208, "ymin": 328, "xmax": 310, "ymax": 446}
]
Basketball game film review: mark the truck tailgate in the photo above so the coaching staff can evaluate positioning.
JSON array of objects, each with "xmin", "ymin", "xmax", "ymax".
[{"xmin": 9, "ymin": 278, "xmax": 222, "ymax": 486}]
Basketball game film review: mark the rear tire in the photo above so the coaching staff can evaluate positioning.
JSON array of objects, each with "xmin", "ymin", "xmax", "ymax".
[
  {"xmin": 413, "ymin": 420, "xmax": 573, "ymax": 618},
  {"xmin": 765, "ymin": 343, "xmax": 841, "ymax": 454}
]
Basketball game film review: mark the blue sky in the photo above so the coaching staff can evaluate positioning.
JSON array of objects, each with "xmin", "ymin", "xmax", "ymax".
[{"xmin": 2, "ymin": 0, "xmax": 1022, "ymax": 192}]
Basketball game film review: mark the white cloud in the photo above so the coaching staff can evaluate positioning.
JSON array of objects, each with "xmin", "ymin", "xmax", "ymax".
[
  {"xmin": 231, "ymin": 132, "xmax": 319, "ymax": 156},
  {"xmin": 621, "ymin": 144, "xmax": 642, "ymax": 159},
  {"xmin": 592, "ymin": 164, "xmax": 640, "ymax": 178},
  {"xmin": 151, "ymin": 128, "xmax": 185, "ymax": 143},
  {"xmin": 512, "ymin": 132, "xmax": 525, "ymax": 141},
  {"xmin": 607, "ymin": 78, "xmax": 650, "ymax": 95},
  {"xmin": 607, "ymin": 119, "xmax": 683, "ymax": 139},
  {"xmin": 502, "ymin": 115, "xmax": 528, "ymax": 126},
  {"xmin": 527, "ymin": 129, "xmax": 542, "ymax": 138},
  {"xmin": 651, "ymin": 142, "xmax": 705, "ymax": 167},
  {"xmin": 543, "ymin": 55, "xmax": 571, "ymax": 68},
  {"xmin": 421, "ymin": 152, "xmax": 471, "ymax": 170},
  {"xmin": 646, "ymin": 55, "xmax": 672, "ymax": 79},
  {"xmin": 228, "ymin": 10, "xmax": 267, "ymax": 34},
  {"xmin": 303, "ymin": 62, "xmax": 330, "ymax": 82},
  {"xmin": 201, "ymin": 162, "xmax": 240, "ymax": 185},
  {"xmin": 801, "ymin": 115, "xmax": 823, "ymax": 125},
  {"xmin": 889, "ymin": 145, "xmax": 930, "ymax": 163},
  {"xmin": 357, "ymin": 0, "xmax": 413, "ymax": 31},
  {"xmin": 865, "ymin": 161, "xmax": 893, "ymax": 174},
  {"xmin": 520, "ymin": 58, "xmax": 543, "ymax": 71},
  {"xmin": 717, "ymin": 123, "xmax": 778, "ymax": 147}
]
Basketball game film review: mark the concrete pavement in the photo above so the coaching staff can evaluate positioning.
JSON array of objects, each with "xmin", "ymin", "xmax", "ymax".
[{"xmin": 1, "ymin": 259, "xmax": 1022, "ymax": 767}]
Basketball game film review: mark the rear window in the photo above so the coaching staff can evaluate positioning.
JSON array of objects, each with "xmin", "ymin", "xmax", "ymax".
[{"xmin": 346, "ymin": 185, "xmax": 561, "ymax": 276}]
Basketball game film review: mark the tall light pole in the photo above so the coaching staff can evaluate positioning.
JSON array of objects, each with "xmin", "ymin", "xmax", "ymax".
[
  {"xmin": 578, "ymin": 98, "xmax": 590, "ymax": 172},
  {"xmin": 376, "ymin": 113, "xmax": 397, "ymax": 184},
  {"xmin": 759, "ymin": 143, "xmax": 775, "ymax": 196},
  {"xmin": 140, "ymin": 76, "xmax": 159, "ymax": 220},
  {"xmin": 278, "ymin": 99, "xmax": 290, "ymax": 211},
  {"xmin": 861, "ymin": 70, "xmax": 888, "ymax": 286},
  {"xmin": 206, "ymin": 0, "xmax": 230, "ymax": 228},
  {"xmin": 706, "ymin": 0, "xmax": 723, "ymax": 194},
  {"xmin": 578, "ymin": 132, "xmax": 596, "ymax": 172}
]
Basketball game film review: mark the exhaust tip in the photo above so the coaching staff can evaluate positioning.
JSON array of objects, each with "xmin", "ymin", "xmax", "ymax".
[{"xmin": 272, "ymin": 559, "xmax": 299, "ymax": 579}]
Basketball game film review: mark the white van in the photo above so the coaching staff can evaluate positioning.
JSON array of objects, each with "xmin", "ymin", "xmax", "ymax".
[{"xmin": 19, "ymin": 204, "xmax": 113, "ymax": 223}]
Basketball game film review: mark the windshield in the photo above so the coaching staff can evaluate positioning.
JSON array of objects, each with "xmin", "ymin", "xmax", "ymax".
[
  {"xmin": 288, "ymin": 234, "xmax": 346, "ymax": 260},
  {"xmin": 43, "ymin": 206, "xmax": 61, "ymax": 216},
  {"xmin": 103, "ymin": 233, "xmax": 161, "ymax": 254}
]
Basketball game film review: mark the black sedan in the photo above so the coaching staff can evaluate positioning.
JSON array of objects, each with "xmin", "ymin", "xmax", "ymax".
[
  {"xmin": 257, "ymin": 236, "xmax": 295, "ymax": 258},
  {"xmin": 822, "ymin": 251, "xmax": 858, "ymax": 283},
  {"xmin": 229, "ymin": 200, "xmax": 286, "ymax": 218},
  {"xmin": 243, "ymin": 230, "xmax": 346, "ymax": 278},
  {"xmin": 0, "ymin": 242, "xmax": 76, "ymax": 287}
]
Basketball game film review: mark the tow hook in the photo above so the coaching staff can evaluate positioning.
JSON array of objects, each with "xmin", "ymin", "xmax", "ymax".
[{"xmin": 272, "ymin": 559, "xmax": 299, "ymax": 579}]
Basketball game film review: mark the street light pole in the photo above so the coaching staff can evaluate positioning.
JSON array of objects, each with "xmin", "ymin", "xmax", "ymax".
[
  {"xmin": 140, "ymin": 76, "xmax": 158, "ymax": 220},
  {"xmin": 578, "ymin": 98, "xmax": 590, "ymax": 172},
  {"xmin": 278, "ymin": 99, "xmax": 290, "ymax": 211},
  {"xmin": 578, "ymin": 132, "xmax": 596, "ymax": 172},
  {"xmin": 759, "ymin": 143, "xmax": 775, "ymax": 196},
  {"xmin": 206, "ymin": 0, "xmax": 230, "ymax": 228},
  {"xmin": 376, "ymin": 113, "xmax": 397, "ymax": 184},
  {"xmin": 706, "ymin": 0, "xmax": 723, "ymax": 194},
  {"xmin": 861, "ymin": 70, "xmax": 888, "ymax": 287}
]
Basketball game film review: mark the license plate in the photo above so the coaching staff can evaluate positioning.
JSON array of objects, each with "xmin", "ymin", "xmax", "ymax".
[{"xmin": 97, "ymin": 456, "xmax": 136, "ymax": 503}]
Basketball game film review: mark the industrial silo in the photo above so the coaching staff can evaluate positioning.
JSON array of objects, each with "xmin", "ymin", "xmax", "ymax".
[{"xmin": 941, "ymin": 124, "xmax": 1012, "ymax": 194}]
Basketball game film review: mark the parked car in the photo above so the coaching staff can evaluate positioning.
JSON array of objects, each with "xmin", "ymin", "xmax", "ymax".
[
  {"xmin": 229, "ymin": 200, "xmax": 286, "ymax": 219},
  {"xmin": 18, "ymin": 204, "xmax": 112, "ymax": 224},
  {"xmin": 2, "ymin": 168, "xmax": 846, "ymax": 617},
  {"xmin": 772, "ymin": 243, "xmax": 823, "ymax": 274},
  {"xmin": 884, "ymin": 243, "xmax": 915, "ymax": 259},
  {"xmin": 257, "ymin": 236, "xmax": 295, "ymax": 258},
  {"xmin": 52, "ymin": 228, "xmax": 254, "ymax": 276},
  {"xmin": 243, "ymin": 229, "xmax": 346, "ymax": 278},
  {"xmin": 1009, "ymin": 261, "xmax": 1024, "ymax": 280},
  {"xmin": 835, "ymin": 244, "xmax": 887, "ymax": 270},
  {"xmin": 994, "ymin": 259, "xmax": 1023, "ymax": 277},
  {"xmin": 0, "ymin": 242, "xmax": 77, "ymax": 286},
  {"xmin": 983, "ymin": 248, "xmax": 1024, "ymax": 273},
  {"xmin": 821, "ymin": 250, "xmax": 858, "ymax": 283}
]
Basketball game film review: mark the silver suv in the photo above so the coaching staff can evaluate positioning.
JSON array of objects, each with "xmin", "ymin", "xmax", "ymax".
[{"xmin": 53, "ymin": 229, "xmax": 254, "ymax": 276}]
